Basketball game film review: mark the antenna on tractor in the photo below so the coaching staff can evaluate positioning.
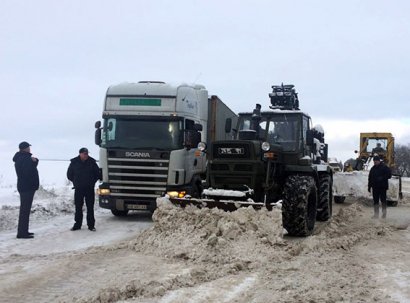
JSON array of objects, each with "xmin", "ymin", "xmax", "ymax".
[{"xmin": 269, "ymin": 83, "xmax": 299, "ymax": 110}]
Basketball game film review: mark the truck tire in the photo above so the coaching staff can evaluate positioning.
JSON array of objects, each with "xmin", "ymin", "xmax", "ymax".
[
  {"xmin": 316, "ymin": 174, "xmax": 332, "ymax": 221},
  {"xmin": 282, "ymin": 175, "xmax": 318, "ymax": 236},
  {"xmin": 111, "ymin": 209, "xmax": 129, "ymax": 216},
  {"xmin": 334, "ymin": 195, "xmax": 346, "ymax": 204}
]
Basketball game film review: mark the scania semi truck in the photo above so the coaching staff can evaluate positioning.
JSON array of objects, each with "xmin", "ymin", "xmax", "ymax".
[{"xmin": 95, "ymin": 81, "xmax": 237, "ymax": 216}]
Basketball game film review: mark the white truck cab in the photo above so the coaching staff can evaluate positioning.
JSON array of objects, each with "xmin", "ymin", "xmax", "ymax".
[{"xmin": 95, "ymin": 81, "xmax": 236, "ymax": 216}]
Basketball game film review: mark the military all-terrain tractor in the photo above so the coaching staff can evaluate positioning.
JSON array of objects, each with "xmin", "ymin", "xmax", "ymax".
[{"xmin": 170, "ymin": 84, "xmax": 333, "ymax": 236}]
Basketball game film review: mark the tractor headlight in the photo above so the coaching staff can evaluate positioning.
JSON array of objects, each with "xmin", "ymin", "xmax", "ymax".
[{"xmin": 261, "ymin": 141, "xmax": 270, "ymax": 151}]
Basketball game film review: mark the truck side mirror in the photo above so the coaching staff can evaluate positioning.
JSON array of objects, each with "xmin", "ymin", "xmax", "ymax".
[
  {"xmin": 225, "ymin": 118, "xmax": 232, "ymax": 133},
  {"xmin": 194, "ymin": 123, "xmax": 203, "ymax": 131},
  {"xmin": 95, "ymin": 121, "xmax": 102, "ymax": 146},
  {"xmin": 95, "ymin": 128, "xmax": 102, "ymax": 146},
  {"xmin": 306, "ymin": 129, "xmax": 314, "ymax": 145}
]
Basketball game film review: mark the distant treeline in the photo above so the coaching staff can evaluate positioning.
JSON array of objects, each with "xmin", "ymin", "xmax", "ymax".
[{"xmin": 396, "ymin": 144, "xmax": 410, "ymax": 177}]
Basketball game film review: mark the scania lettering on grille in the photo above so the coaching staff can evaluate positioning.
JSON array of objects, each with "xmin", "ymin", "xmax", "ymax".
[
  {"xmin": 125, "ymin": 152, "xmax": 151, "ymax": 158},
  {"xmin": 218, "ymin": 147, "xmax": 244, "ymax": 155}
]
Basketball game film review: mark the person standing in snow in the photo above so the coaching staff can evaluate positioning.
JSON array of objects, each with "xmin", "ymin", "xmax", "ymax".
[
  {"xmin": 13, "ymin": 141, "xmax": 39, "ymax": 239},
  {"xmin": 67, "ymin": 147, "xmax": 100, "ymax": 231},
  {"xmin": 368, "ymin": 156, "xmax": 392, "ymax": 219}
]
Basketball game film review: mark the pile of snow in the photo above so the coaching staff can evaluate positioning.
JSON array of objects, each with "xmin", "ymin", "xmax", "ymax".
[
  {"xmin": 0, "ymin": 185, "xmax": 75, "ymax": 231},
  {"xmin": 130, "ymin": 197, "xmax": 283, "ymax": 269},
  {"xmin": 333, "ymin": 171, "xmax": 402, "ymax": 202}
]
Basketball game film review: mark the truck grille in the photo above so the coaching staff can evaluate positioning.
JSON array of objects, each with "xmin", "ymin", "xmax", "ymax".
[{"xmin": 107, "ymin": 154, "xmax": 169, "ymax": 200}]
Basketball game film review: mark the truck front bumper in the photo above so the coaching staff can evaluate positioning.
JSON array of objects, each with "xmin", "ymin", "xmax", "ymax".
[{"xmin": 98, "ymin": 195, "xmax": 157, "ymax": 213}]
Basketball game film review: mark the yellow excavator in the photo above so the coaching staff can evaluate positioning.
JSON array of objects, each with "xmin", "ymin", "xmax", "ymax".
[
  {"xmin": 354, "ymin": 132, "xmax": 396, "ymax": 171},
  {"xmin": 333, "ymin": 132, "xmax": 402, "ymax": 205}
]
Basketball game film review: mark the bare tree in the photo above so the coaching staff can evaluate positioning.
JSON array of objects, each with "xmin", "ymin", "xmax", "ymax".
[{"xmin": 395, "ymin": 144, "xmax": 410, "ymax": 177}]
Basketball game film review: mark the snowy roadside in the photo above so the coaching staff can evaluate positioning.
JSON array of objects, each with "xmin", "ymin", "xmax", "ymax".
[{"xmin": 0, "ymin": 185, "xmax": 153, "ymax": 258}]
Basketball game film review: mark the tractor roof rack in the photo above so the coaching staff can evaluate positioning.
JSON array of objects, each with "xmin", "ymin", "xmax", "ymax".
[{"xmin": 269, "ymin": 84, "xmax": 299, "ymax": 110}]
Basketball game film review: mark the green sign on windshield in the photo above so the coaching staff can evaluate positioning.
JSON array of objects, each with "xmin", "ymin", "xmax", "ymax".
[{"xmin": 119, "ymin": 98, "xmax": 161, "ymax": 106}]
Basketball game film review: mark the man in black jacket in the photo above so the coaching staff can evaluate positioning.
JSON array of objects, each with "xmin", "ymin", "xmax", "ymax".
[
  {"xmin": 13, "ymin": 141, "xmax": 39, "ymax": 239},
  {"xmin": 67, "ymin": 147, "xmax": 100, "ymax": 231},
  {"xmin": 368, "ymin": 156, "xmax": 392, "ymax": 219}
]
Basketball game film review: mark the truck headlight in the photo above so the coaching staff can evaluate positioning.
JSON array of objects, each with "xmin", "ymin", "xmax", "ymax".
[
  {"xmin": 167, "ymin": 191, "xmax": 186, "ymax": 198},
  {"xmin": 261, "ymin": 141, "xmax": 270, "ymax": 151},
  {"xmin": 97, "ymin": 188, "xmax": 110, "ymax": 195}
]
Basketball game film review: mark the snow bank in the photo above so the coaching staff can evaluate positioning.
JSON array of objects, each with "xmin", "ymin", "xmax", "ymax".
[
  {"xmin": 130, "ymin": 197, "xmax": 283, "ymax": 269},
  {"xmin": 333, "ymin": 171, "xmax": 402, "ymax": 203},
  {"xmin": 0, "ymin": 185, "xmax": 75, "ymax": 231}
]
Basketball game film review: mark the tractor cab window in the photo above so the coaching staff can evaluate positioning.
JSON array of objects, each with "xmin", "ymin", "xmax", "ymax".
[
  {"xmin": 267, "ymin": 115, "xmax": 299, "ymax": 151},
  {"xmin": 239, "ymin": 117, "xmax": 251, "ymax": 131},
  {"xmin": 259, "ymin": 120, "xmax": 267, "ymax": 140},
  {"xmin": 367, "ymin": 139, "xmax": 387, "ymax": 154},
  {"xmin": 237, "ymin": 116, "xmax": 267, "ymax": 140}
]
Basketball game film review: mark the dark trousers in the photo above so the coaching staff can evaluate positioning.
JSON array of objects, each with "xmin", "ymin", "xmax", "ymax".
[
  {"xmin": 74, "ymin": 187, "xmax": 95, "ymax": 228},
  {"xmin": 17, "ymin": 190, "xmax": 35, "ymax": 236},
  {"xmin": 372, "ymin": 188, "xmax": 387, "ymax": 206}
]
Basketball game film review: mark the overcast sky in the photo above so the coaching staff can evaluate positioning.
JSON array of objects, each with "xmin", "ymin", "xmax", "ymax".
[{"xmin": 1, "ymin": 0, "xmax": 410, "ymax": 184}]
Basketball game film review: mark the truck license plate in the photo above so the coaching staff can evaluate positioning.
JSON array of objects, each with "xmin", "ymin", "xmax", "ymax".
[{"xmin": 127, "ymin": 204, "xmax": 147, "ymax": 210}]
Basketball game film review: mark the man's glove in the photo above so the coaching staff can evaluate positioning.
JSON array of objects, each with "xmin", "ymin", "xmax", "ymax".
[{"xmin": 368, "ymin": 187, "xmax": 371, "ymax": 193}]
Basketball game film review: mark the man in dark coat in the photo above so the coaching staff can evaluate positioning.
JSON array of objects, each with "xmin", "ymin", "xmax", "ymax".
[
  {"xmin": 67, "ymin": 147, "xmax": 100, "ymax": 231},
  {"xmin": 13, "ymin": 141, "xmax": 39, "ymax": 239},
  {"xmin": 368, "ymin": 156, "xmax": 392, "ymax": 219}
]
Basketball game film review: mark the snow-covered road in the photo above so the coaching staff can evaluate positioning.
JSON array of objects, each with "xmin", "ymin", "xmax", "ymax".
[
  {"xmin": 1, "ymin": 185, "xmax": 410, "ymax": 303},
  {"xmin": 0, "ymin": 210, "xmax": 153, "ymax": 257}
]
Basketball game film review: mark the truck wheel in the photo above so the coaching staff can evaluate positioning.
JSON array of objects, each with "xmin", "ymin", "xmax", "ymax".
[
  {"xmin": 282, "ymin": 175, "xmax": 318, "ymax": 236},
  {"xmin": 334, "ymin": 195, "xmax": 346, "ymax": 204},
  {"xmin": 111, "ymin": 209, "xmax": 129, "ymax": 216},
  {"xmin": 316, "ymin": 174, "xmax": 332, "ymax": 221}
]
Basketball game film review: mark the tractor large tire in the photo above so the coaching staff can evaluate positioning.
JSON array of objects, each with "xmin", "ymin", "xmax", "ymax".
[
  {"xmin": 282, "ymin": 175, "xmax": 318, "ymax": 236},
  {"xmin": 316, "ymin": 174, "xmax": 332, "ymax": 221}
]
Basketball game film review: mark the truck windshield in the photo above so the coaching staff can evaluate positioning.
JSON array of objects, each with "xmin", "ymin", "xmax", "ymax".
[{"xmin": 101, "ymin": 117, "xmax": 184, "ymax": 150}]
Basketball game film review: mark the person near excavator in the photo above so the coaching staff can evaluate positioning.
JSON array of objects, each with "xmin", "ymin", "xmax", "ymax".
[
  {"xmin": 372, "ymin": 142, "xmax": 385, "ymax": 154},
  {"xmin": 368, "ymin": 156, "xmax": 391, "ymax": 219}
]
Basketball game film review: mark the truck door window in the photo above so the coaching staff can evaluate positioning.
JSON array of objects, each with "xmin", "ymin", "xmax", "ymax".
[{"xmin": 106, "ymin": 118, "xmax": 116, "ymax": 141}]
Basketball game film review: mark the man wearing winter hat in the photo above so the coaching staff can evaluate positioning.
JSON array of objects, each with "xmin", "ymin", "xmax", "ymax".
[
  {"xmin": 12, "ymin": 141, "xmax": 39, "ymax": 239},
  {"xmin": 368, "ymin": 155, "xmax": 392, "ymax": 219},
  {"xmin": 67, "ymin": 147, "xmax": 100, "ymax": 231}
]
